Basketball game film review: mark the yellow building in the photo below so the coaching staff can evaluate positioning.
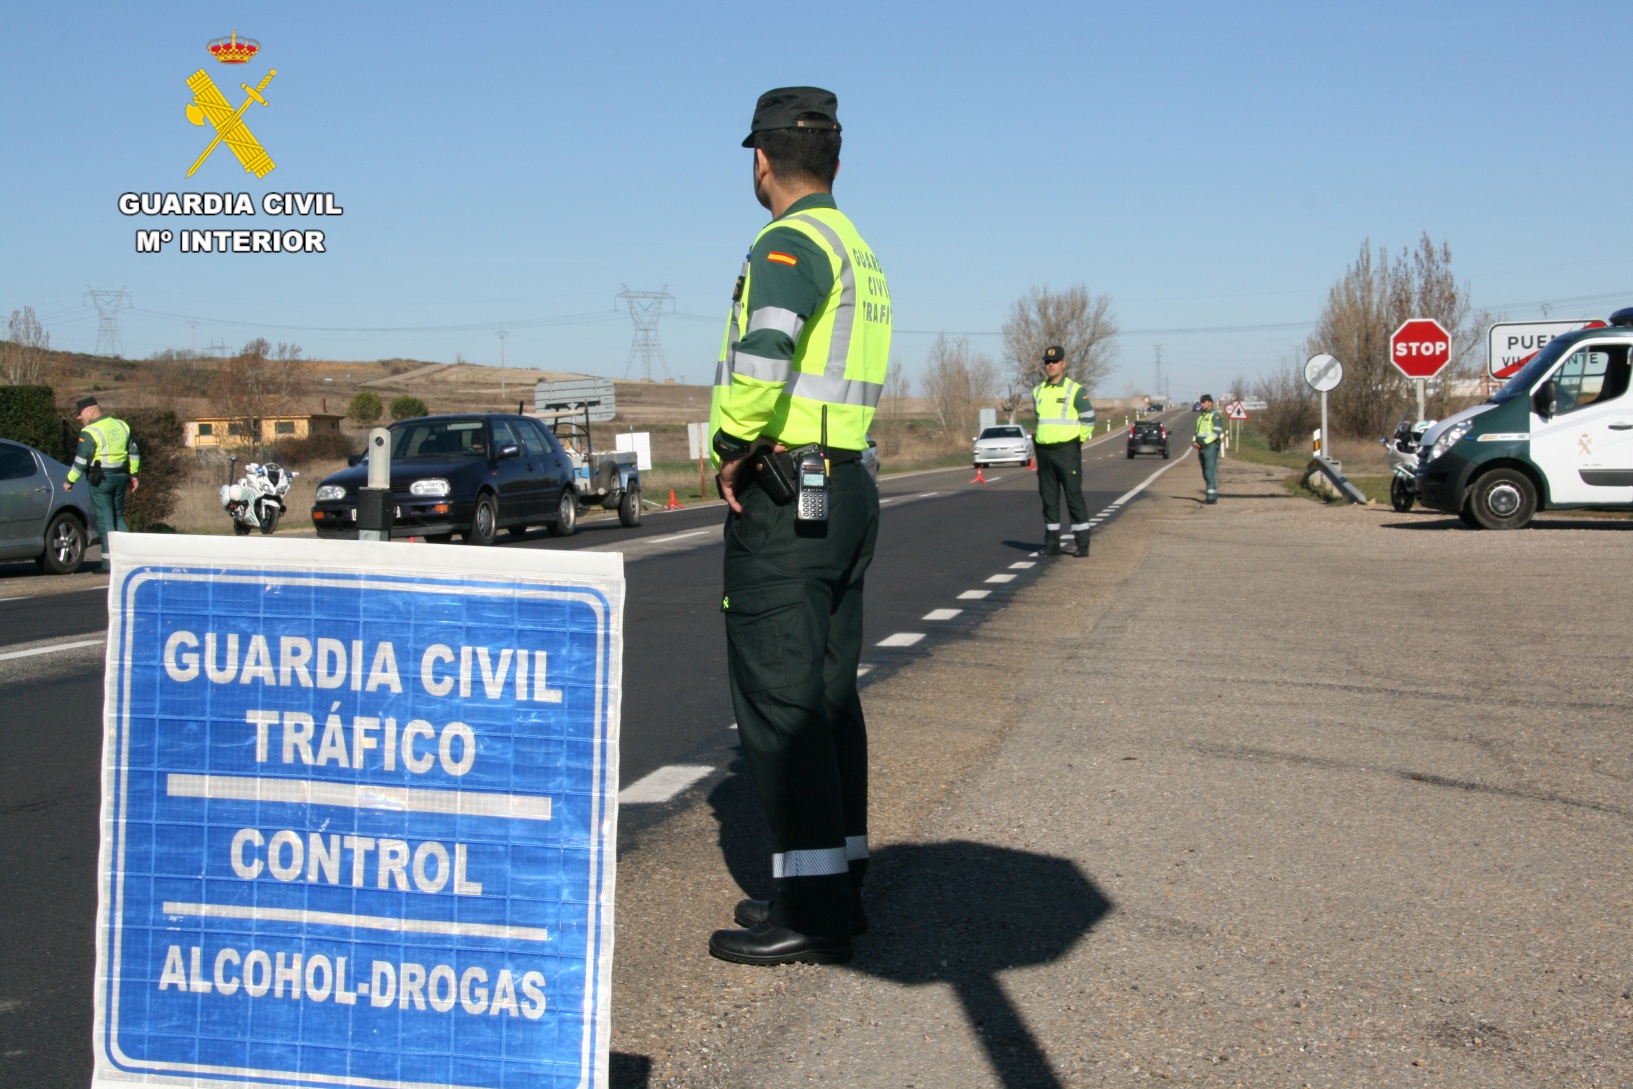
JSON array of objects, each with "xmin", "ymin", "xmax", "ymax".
[{"xmin": 185, "ymin": 413, "xmax": 344, "ymax": 449}]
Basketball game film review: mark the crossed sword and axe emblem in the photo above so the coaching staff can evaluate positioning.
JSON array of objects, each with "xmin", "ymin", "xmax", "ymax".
[{"xmin": 184, "ymin": 68, "xmax": 278, "ymax": 177}]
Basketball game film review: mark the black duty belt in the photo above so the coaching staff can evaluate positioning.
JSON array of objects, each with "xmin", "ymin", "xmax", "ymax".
[
  {"xmin": 776, "ymin": 444, "xmax": 863, "ymax": 464},
  {"xmin": 1034, "ymin": 438, "xmax": 1080, "ymax": 448}
]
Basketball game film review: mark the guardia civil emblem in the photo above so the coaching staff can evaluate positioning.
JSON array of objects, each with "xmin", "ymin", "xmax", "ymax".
[{"xmin": 184, "ymin": 32, "xmax": 277, "ymax": 178}]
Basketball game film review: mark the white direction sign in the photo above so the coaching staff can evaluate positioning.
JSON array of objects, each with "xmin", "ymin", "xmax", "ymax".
[
  {"xmin": 1224, "ymin": 401, "xmax": 1248, "ymax": 420},
  {"xmin": 1303, "ymin": 353, "xmax": 1343, "ymax": 393},
  {"xmin": 1486, "ymin": 319, "xmax": 1607, "ymax": 379},
  {"xmin": 93, "ymin": 534, "xmax": 624, "ymax": 1089}
]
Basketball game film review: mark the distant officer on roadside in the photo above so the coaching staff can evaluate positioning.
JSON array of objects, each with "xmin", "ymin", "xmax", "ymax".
[
  {"xmin": 707, "ymin": 86, "xmax": 891, "ymax": 966},
  {"xmin": 62, "ymin": 396, "xmax": 140, "ymax": 572},
  {"xmin": 1193, "ymin": 393, "xmax": 1224, "ymax": 504},
  {"xmin": 1032, "ymin": 345, "xmax": 1096, "ymax": 556}
]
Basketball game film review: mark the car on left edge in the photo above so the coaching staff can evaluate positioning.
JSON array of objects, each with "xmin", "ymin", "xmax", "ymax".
[
  {"xmin": 310, "ymin": 414, "xmax": 578, "ymax": 544},
  {"xmin": 972, "ymin": 424, "xmax": 1034, "ymax": 468},
  {"xmin": 0, "ymin": 437, "xmax": 97, "ymax": 574}
]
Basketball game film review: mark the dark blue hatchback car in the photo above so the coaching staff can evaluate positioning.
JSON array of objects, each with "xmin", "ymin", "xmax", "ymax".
[{"xmin": 310, "ymin": 414, "xmax": 577, "ymax": 543}]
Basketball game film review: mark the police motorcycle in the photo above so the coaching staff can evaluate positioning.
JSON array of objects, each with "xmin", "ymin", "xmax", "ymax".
[
  {"xmin": 220, "ymin": 458, "xmax": 297, "ymax": 535},
  {"xmin": 1377, "ymin": 414, "xmax": 1434, "ymax": 512}
]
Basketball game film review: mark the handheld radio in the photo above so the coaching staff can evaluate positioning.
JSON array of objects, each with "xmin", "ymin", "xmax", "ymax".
[{"xmin": 796, "ymin": 407, "xmax": 831, "ymax": 524}]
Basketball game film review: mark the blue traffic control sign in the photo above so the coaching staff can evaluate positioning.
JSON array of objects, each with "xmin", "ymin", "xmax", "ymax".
[{"xmin": 92, "ymin": 535, "xmax": 624, "ymax": 1089}]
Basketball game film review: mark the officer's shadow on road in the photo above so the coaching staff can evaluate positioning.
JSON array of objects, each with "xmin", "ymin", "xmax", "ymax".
[{"xmin": 708, "ymin": 766, "xmax": 1113, "ymax": 1089}]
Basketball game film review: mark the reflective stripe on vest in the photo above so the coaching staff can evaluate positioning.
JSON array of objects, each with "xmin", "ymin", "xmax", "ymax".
[
  {"xmin": 712, "ymin": 206, "xmax": 891, "ymax": 453},
  {"xmin": 1033, "ymin": 377, "xmax": 1085, "ymax": 444}
]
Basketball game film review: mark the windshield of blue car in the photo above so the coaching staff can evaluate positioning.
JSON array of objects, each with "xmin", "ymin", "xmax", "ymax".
[
  {"xmin": 1489, "ymin": 337, "xmax": 1576, "ymax": 404},
  {"xmin": 389, "ymin": 419, "xmax": 488, "ymax": 459},
  {"xmin": 978, "ymin": 427, "xmax": 1025, "ymax": 440}
]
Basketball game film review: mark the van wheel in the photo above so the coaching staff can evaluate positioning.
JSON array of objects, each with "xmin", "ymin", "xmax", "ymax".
[
  {"xmin": 1469, "ymin": 469, "xmax": 1536, "ymax": 530},
  {"xmin": 1458, "ymin": 506, "xmax": 1481, "ymax": 529},
  {"xmin": 1390, "ymin": 477, "xmax": 1415, "ymax": 512},
  {"xmin": 618, "ymin": 485, "xmax": 642, "ymax": 527}
]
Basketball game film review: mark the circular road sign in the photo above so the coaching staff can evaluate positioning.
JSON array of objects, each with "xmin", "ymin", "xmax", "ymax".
[
  {"xmin": 1390, "ymin": 318, "xmax": 1452, "ymax": 379},
  {"xmin": 1303, "ymin": 353, "xmax": 1343, "ymax": 393}
]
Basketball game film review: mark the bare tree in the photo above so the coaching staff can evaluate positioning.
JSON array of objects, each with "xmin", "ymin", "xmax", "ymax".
[
  {"xmin": 2, "ymin": 305, "xmax": 53, "ymax": 385},
  {"xmin": 921, "ymin": 335, "xmax": 999, "ymax": 438},
  {"xmin": 1307, "ymin": 234, "xmax": 1486, "ymax": 438},
  {"xmin": 1251, "ymin": 357, "xmax": 1317, "ymax": 453},
  {"xmin": 1001, "ymin": 285, "xmax": 1118, "ymax": 415},
  {"xmin": 881, "ymin": 360, "xmax": 912, "ymax": 418},
  {"xmin": 212, "ymin": 337, "xmax": 307, "ymax": 450}
]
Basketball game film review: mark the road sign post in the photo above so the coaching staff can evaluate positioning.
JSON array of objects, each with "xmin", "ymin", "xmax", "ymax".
[
  {"xmin": 1390, "ymin": 318, "xmax": 1453, "ymax": 422},
  {"xmin": 1303, "ymin": 353, "xmax": 1343, "ymax": 457},
  {"xmin": 93, "ymin": 535, "xmax": 624, "ymax": 1089}
]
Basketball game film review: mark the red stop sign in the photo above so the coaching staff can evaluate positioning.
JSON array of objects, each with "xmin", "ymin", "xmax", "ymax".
[{"xmin": 1390, "ymin": 318, "xmax": 1453, "ymax": 379}]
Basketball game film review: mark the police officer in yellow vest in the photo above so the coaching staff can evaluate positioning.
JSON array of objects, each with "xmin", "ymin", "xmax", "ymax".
[
  {"xmin": 62, "ymin": 396, "xmax": 140, "ymax": 572},
  {"xmin": 1032, "ymin": 346, "xmax": 1096, "ymax": 556},
  {"xmin": 707, "ymin": 87, "xmax": 890, "ymax": 966},
  {"xmin": 1193, "ymin": 393, "xmax": 1224, "ymax": 504}
]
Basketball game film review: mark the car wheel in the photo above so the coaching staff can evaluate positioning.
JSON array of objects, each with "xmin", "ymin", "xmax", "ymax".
[
  {"xmin": 549, "ymin": 490, "xmax": 578, "ymax": 537},
  {"xmin": 1161, "ymin": 449, "xmax": 1169, "ymax": 459},
  {"xmin": 505, "ymin": 525, "xmax": 529, "ymax": 538},
  {"xmin": 1469, "ymin": 469, "xmax": 1535, "ymax": 530},
  {"xmin": 36, "ymin": 511, "xmax": 86, "ymax": 575},
  {"xmin": 464, "ymin": 494, "xmax": 499, "ymax": 545},
  {"xmin": 258, "ymin": 504, "xmax": 281, "ymax": 535},
  {"xmin": 1126, "ymin": 450, "xmax": 1135, "ymax": 459},
  {"xmin": 618, "ymin": 485, "xmax": 642, "ymax": 527},
  {"xmin": 1390, "ymin": 477, "xmax": 1415, "ymax": 513}
]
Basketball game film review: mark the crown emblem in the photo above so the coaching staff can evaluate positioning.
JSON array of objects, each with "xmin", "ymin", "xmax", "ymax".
[{"xmin": 207, "ymin": 31, "xmax": 260, "ymax": 64}]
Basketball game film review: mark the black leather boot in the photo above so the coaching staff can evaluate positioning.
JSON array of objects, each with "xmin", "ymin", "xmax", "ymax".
[
  {"xmin": 1042, "ymin": 532, "xmax": 1061, "ymax": 556},
  {"xmin": 708, "ymin": 922, "xmax": 852, "ymax": 965},
  {"xmin": 735, "ymin": 897, "xmax": 869, "ymax": 934}
]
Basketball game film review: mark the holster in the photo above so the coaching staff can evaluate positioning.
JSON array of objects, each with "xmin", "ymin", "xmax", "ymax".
[{"xmin": 88, "ymin": 460, "xmax": 105, "ymax": 486}]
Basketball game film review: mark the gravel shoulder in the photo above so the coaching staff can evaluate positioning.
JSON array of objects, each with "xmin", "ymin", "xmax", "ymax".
[{"xmin": 609, "ymin": 456, "xmax": 1633, "ymax": 1088}]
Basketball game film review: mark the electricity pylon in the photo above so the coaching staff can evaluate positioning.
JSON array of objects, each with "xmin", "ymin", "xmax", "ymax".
[
  {"xmin": 616, "ymin": 287, "xmax": 674, "ymax": 380},
  {"xmin": 85, "ymin": 287, "xmax": 131, "ymax": 357}
]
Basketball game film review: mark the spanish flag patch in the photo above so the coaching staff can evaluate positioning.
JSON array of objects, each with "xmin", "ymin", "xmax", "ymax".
[{"xmin": 766, "ymin": 251, "xmax": 798, "ymax": 267}]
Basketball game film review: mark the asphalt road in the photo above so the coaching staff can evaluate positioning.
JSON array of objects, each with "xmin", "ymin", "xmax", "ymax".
[{"xmin": 0, "ymin": 424, "xmax": 1191, "ymax": 1087}]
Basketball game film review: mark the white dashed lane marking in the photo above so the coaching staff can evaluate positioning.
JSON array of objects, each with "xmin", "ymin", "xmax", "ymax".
[
  {"xmin": 619, "ymin": 765, "xmax": 715, "ymax": 805},
  {"xmin": 984, "ymin": 574, "xmax": 1016, "ymax": 584},
  {"xmin": 1009, "ymin": 561, "xmax": 1036, "ymax": 570},
  {"xmin": 921, "ymin": 608, "xmax": 962, "ymax": 621},
  {"xmin": 876, "ymin": 632, "xmax": 925, "ymax": 647},
  {"xmin": 958, "ymin": 590, "xmax": 991, "ymax": 600}
]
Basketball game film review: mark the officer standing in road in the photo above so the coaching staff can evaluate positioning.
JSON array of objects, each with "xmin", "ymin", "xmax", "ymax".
[
  {"xmin": 1032, "ymin": 346, "xmax": 1096, "ymax": 556},
  {"xmin": 62, "ymin": 396, "xmax": 140, "ymax": 572},
  {"xmin": 707, "ymin": 87, "xmax": 891, "ymax": 966},
  {"xmin": 1193, "ymin": 393, "xmax": 1224, "ymax": 504}
]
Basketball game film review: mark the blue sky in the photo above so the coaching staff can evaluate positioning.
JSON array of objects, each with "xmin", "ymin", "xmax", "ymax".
[{"xmin": 3, "ymin": 2, "xmax": 1628, "ymax": 399}]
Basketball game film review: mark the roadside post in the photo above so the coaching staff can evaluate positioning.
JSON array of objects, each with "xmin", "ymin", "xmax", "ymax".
[
  {"xmin": 91, "ymin": 535, "xmax": 625, "ymax": 1089},
  {"xmin": 1303, "ymin": 353, "xmax": 1343, "ymax": 457},
  {"xmin": 687, "ymin": 421, "xmax": 709, "ymax": 498},
  {"xmin": 1389, "ymin": 318, "xmax": 1453, "ymax": 421},
  {"xmin": 357, "ymin": 426, "xmax": 392, "ymax": 542}
]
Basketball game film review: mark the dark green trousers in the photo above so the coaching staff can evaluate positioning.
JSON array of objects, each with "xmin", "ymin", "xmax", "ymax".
[
  {"xmin": 88, "ymin": 471, "xmax": 130, "ymax": 571},
  {"xmin": 1198, "ymin": 441, "xmax": 1219, "ymax": 500},
  {"xmin": 1035, "ymin": 440, "xmax": 1088, "ymax": 538},
  {"xmin": 722, "ymin": 460, "xmax": 877, "ymax": 939}
]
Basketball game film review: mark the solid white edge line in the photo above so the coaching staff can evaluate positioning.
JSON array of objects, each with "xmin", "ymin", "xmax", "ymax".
[
  {"xmin": 1110, "ymin": 447, "xmax": 1193, "ymax": 508},
  {"xmin": 618, "ymin": 764, "xmax": 714, "ymax": 805},
  {"xmin": 0, "ymin": 637, "xmax": 104, "ymax": 662}
]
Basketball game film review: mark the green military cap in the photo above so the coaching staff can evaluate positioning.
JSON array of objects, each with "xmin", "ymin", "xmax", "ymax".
[
  {"xmin": 1042, "ymin": 346, "xmax": 1066, "ymax": 363},
  {"xmin": 1198, "ymin": 393, "xmax": 1214, "ymax": 402},
  {"xmin": 742, "ymin": 86, "xmax": 842, "ymax": 147},
  {"xmin": 75, "ymin": 395, "xmax": 99, "ymax": 413}
]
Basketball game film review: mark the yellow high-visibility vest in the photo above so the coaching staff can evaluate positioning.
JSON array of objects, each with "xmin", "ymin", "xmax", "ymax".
[
  {"xmin": 712, "ymin": 207, "xmax": 891, "ymax": 454},
  {"xmin": 1033, "ymin": 377, "xmax": 1090, "ymax": 444}
]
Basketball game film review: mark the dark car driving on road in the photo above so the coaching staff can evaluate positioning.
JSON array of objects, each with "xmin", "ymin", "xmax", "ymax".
[
  {"xmin": 0, "ymin": 438, "xmax": 97, "ymax": 573},
  {"xmin": 311, "ymin": 414, "xmax": 577, "ymax": 543},
  {"xmin": 1127, "ymin": 419, "xmax": 1169, "ymax": 459}
]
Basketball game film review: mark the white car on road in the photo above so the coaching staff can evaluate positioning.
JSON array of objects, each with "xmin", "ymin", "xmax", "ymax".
[{"xmin": 972, "ymin": 424, "xmax": 1034, "ymax": 468}]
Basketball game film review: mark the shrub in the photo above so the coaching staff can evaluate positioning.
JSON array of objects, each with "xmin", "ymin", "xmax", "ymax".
[
  {"xmin": 390, "ymin": 395, "xmax": 428, "ymax": 420},
  {"xmin": 121, "ymin": 408, "xmax": 186, "ymax": 532},
  {"xmin": 347, "ymin": 391, "xmax": 383, "ymax": 424},
  {"xmin": 0, "ymin": 385, "xmax": 70, "ymax": 461},
  {"xmin": 272, "ymin": 428, "xmax": 356, "ymax": 466}
]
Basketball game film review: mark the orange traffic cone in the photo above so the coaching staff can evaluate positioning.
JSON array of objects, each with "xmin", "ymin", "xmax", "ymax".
[
  {"xmin": 663, "ymin": 488, "xmax": 683, "ymax": 511},
  {"xmin": 970, "ymin": 466, "xmax": 987, "ymax": 484},
  {"xmin": 1028, "ymin": 456, "xmax": 1036, "ymax": 470}
]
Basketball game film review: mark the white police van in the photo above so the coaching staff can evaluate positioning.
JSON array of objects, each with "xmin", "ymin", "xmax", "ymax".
[{"xmin": 1417, "ymin": 307, "xmax": 1633, "ymax": 529}]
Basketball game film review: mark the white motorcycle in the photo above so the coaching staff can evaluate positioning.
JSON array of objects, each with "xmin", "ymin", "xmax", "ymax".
[
  {"xmin": 1378, "ymin": 415, "xmax": 1433, "ymax": 513},
  {"xmin": 220, "ymin": 459, "xmax": 297, "ymax": 535}
]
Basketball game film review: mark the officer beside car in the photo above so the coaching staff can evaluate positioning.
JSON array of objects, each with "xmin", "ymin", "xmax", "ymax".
[
  {"xmin": 1032, "ymin": 345, "xmax": 1096, "ymax": 556},
  {"xmin": 1193, "ymin": 393, "xmax": 1224, "ymax": 504},
  {"xmin": 707, "ymin": 86, "xmax": 890, "ymax": 966},
  {"xmin": 62, "ymin": 396, "xmax": 139, "ymax": 571}
]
